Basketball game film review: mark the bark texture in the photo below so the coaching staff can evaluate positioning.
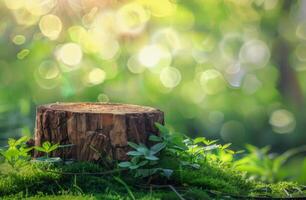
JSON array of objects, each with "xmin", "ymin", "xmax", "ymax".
[{"xmin": 34, "ymin": 103, "xmax": 164, "ymax": 161}]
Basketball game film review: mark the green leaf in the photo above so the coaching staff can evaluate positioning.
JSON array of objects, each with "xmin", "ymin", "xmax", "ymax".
[
  {"xmin": 127, "ymin": 142, "xmax": 139, "ymax": 149},
  {"xmin": 127, "ymin": 151, "xmax": 143, "ymax": 156},
  {"xmin": 191, "ymin": 164, "xmax": 200, "ymax": 169},
  {"xmin": 203, "ymin": 144, "xmax": 219, "ymax": 151},
  {"xmin": 131, "ymin": 156, "xmax": 139, "ymax": 164},
  {"xmin": 162, "ymin": 169, "xmax": 173, "ymax": 178},
  {"xmin": 136, "ymin": 145, "xmax": 149, "ymax": 154},
  {"xmin": 129, "ymin": 165, "xmax": 140, "ymax": 170},
  {"xmin": 34, "ymin": 146, "xmax": 46, "ymax": 152},
  {"xmin": 46, "ymin": 143, "xmax": 59, "ymax": 153},
  {"xmin": 145, "ymin": 155, "xmax": 159, "ymax": 161},
  {"xmin": 137, "ymin": 160, "xmax": 149, "ymax": 167},
  {"xmin": 8, "ymin": 138, "xmax": 16, "ymax": 147},
  {"xmin": 222, "ymin": 143, "xmax": 232, "ymax": 150},
  {"xmin": 15, "ymin": 136, "xmax": 29, "ymax": 146},
  {"xmin": 118, "ymin": 162, "xmax": 132, "ymax": 168},
  {"xmin": 193, "ymin": 137, "xmax": 207, "ymax": 144},
  {"xmin": 150, "ymin": 142, "xmax": 166, "ymax": 153},
  {"xmin": 42, "ymin": 141, "xmax": 51, "ymax": 150},
  {"xmin": 155, "ymin": 123, "xmax": 169, "ymax": 135},
  {"xmin": 149, "ymin": 135, "xmax": 162, "ymax": 142}
]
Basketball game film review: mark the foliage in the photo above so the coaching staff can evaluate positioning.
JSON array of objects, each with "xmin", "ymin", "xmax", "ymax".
[
  {"xmin": 118, "ymin": 140, "xmax": 173, "ymax": 178},
  {"xmin": 0, "ymin": 126, "xmax": 305, "ymax": 199},
  {"xmin": 0, "ymin": 136, "xmax": 32, "ymax": 168},
  {"xmin": 34, "ymin": 141, "xmax": 59, "ymax": 158},
  {"xmin": 234, "ymin": 144, "xmax": 306, "ymax": 183}
]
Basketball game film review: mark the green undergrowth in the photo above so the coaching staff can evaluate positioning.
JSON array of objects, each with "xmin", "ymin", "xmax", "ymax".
[
  {"xmin": 1, "ymin": 124, "xmax": 306, "ymax": 199},
  {"xmin": 0, "ymin": 161, "xmax": 305, "ymax": 199}
]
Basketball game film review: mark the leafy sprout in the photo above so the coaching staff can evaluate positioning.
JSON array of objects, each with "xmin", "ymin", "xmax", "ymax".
[
  {"xmin": 0, "ymin": 136, "xmax": 32, "ymax": 168},
  {"xmin": 118, "ymin": 123, "xmax": 239, "ymax": 179},
  {"xmin": 34, "ymin": 141, "xmax": 59, "ymax": 158}
]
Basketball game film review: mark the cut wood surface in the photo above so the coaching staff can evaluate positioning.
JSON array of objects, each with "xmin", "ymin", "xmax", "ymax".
[{"xmin": 34, "ymin": 103, "xmax": 164, "ymax": 161}]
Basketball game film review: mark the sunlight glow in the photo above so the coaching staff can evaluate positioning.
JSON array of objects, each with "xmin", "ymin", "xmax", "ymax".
[
  {"xmin": 59, "ymin": 43, "xmax": 83, "ymax": 66},
  {"xmin": 296, "ymin": 21, "xmax": 306, "ymax": 40},
  {"xmin": 160, "ymin": 67, "xmax": 181, "ymax": 88},
  {"xmin": 295, "ymin": 43, "xmax": 306, "ymax": 61},
  {"xmin": 87, "ymin": 68, "xmax": 106, "ymax": 85},
  {"xmin": 116, "ymin": 3, "xmax": 150, "ymax": 35},
  {"xmin": 269, "ymin": 109, "xmax": 296, "ymax": 134},
  {"xmin": 13, "ymin": 9, "xmax": 39, "ymax": 26},
  {"xmin": 138, "ymin": 45, "xmax": 171, "ymax": 68},
  {"xmin": 38, "ymin": 60, "xmax": 60, "ymax": 79},
  {"xmin": 26, "ymin": 0, "xmax": 57, "ymax": 16},
  {"xmin": 137, "ymin": 0, "xmax": 177, "ymax": 17},
  {"xmin": 152, "ymin": 28, "xmax": 182, "ymax": 54},
  {"xmin": 4, "ymin": 0, "xmax": 24, "ymax": 10},
  {"xmin": 127, "ymin": 56, "xmax": 146, "ymax": 74},
  {"xmin": 12, "ymin": 35, "xmax": 26, "ymax": 45},
  {"xmin": 39, "ymin": 14, "xmax": 62, "ymax": 40},
  {"xmin": 200, "ymin": 69, "xmax": 226, "ymax": 95},
  {"xmin": 239, "ymin": 40, "xmax": 270, "ymax": 68}
]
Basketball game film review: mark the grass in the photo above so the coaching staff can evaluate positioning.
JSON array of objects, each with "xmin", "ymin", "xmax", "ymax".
[
  {"xmin": 0, "ymin": 160, "xmax": 305, "ymax": 200},
  {"xmin": 0, "ymin": 125, "xmax": 305, "ymax": 199}
]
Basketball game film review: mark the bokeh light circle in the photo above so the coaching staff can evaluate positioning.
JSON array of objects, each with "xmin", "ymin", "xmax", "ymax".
[
  {"xmin": 4, "ymin": 0, "xmax": 25, "ymax": 10},
  {"xmin": 296, "ymin": 21, "xmax": 306, "ymax": 40},
  {"xmin": 12, "ymin": 35, "xmax": 26, "ymax": 45},
  {"xmin": 200, "ymin": 69, "xmax": 226, "ymax": 95},
  {"xmin": 138, "ymin": 44, "xmax": 172, "ymax": 69},
  {"xmin": 87, "ymin": 68, "xmax": 106, "ymax": 85},
  {"xmin": 39, "ymin": 14, "xmax": 62, "ymax": 40},
  {"xmin": 116, "ymin": 2, "xmax": 150, "ymax": 35},
  {"xmin": 295, "ymin": 43, "xmax": 306, "ymax": 61},
  {"xmin": 38, "ymin": 60, "xmax": 60, "ymax": 79},
  {"xmin": 160, "ymin": 67, "xmax": 182, "ymax": 88},
  {"xmin": 269, "ymin": 109, "xmax": 296, "ymax": 134},
  {"xmin": 59, "ymin": 43, "xmax": 83, "ymax": 66},
  {"xmin": 26, "ymin": 0, "xmax": 57, "ymax": 16},
  {"xmin": 239, "ymin": 39, "xmax": 270, "ymax": 68},
  {"xmin": 127, "ymin": 56, "xmax": 146, "ymax": 74},
  {"xmin": 152, "ymin": 28, "xmax": 182, "ymax": 54}
]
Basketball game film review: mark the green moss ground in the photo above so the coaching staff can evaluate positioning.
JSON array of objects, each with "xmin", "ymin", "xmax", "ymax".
[{"xmin": 0, "ymin": 160, "xmax": 305, "ymax": 200}]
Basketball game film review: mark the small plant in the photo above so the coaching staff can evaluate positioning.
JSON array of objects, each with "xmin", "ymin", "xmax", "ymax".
[
  {"xmin": 0, "ymin": 136, "xmax": 32, "ymax": 168},
  {"xmin": 118, "ymin": 141, "xmax": 173, "ymax": 178},
  {"xmin": 119, "ymin": 123, "xmax": 241, "ymax": 179},
  {"xmin": 33, "ymin": 141, "xmax": 65, "ymax": 163},
  {"xmin": 233, "ymin": 144, "xmax": 306, "ymax": 183},
  {"xmin": 34, "ymin": 141, "xmax": 59, "ymax": 158}
]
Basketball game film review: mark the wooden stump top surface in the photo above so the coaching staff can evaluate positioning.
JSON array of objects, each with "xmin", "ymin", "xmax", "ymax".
[{"xmin": 39, "ymin": 102, "xmax": 161, "ymax": 114}]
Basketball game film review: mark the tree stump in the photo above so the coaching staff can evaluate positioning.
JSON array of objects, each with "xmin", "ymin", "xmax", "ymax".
[{"xmin": 34, "ymin": 103, "xmax": 164, "ymax": 161}]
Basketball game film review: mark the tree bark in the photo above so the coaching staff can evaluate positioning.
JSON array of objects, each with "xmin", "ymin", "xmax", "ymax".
[{"xmin": 34, "ymin": 103, "xmax": 164, "ymax": 161}]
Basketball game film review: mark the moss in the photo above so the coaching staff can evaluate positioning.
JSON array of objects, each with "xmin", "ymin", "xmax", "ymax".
[
  {"xmin": 0, "ymin": 161, "xmax": 305, "ymax": 200},
  {"xmin": 251, "ymin": 181, "xmax": 305, "ymax": 198},
  {"xmin": 177, "ymin": 164, "xmax": 251, "ymax": 194},
  {"xmin": 0, "ymin": 163, "xmax": 61, "ymax": 196},
  {"xmin": 159, "ymin": 156, "xmax": 252, "ymax": 195}
]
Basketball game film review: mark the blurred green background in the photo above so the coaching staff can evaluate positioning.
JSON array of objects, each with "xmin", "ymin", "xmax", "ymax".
[{"xmin": 0, "ymin": 0, "xmax": 306, "ymax": 182}]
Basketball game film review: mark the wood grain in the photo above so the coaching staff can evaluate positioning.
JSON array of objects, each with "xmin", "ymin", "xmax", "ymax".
[{"xmin": 34, "ymin": 102, "xmax": 164, "ymax": 161}]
